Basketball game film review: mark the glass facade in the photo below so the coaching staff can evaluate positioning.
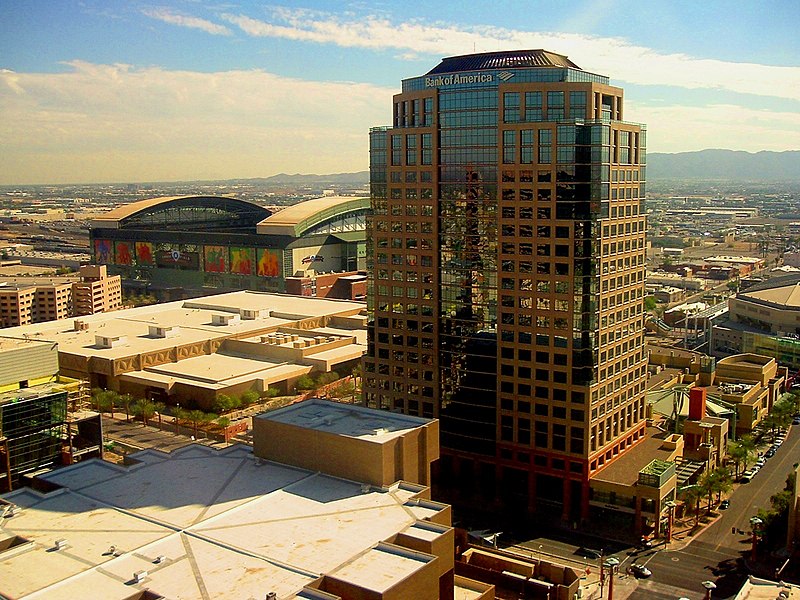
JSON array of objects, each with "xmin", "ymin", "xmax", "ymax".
[{"xmin": 365, "ymin": 51, "xmax": 648, "ymax": 522}]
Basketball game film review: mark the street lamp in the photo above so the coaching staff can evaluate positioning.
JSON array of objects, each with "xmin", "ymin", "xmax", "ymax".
[
  {"xmin": 603, "ymin": 557, "xmax": 620, "ymax": 600},
  {"xmin": 665, "ymin": 500, "xmax": 678, "ymax": 545},
  {"xmin": 750, "ymin": 516, "xmax": 764, "ymax": 562},
  {"xmin": 701, "ymin": 580, "xmax": 717, "ymax": 600}
]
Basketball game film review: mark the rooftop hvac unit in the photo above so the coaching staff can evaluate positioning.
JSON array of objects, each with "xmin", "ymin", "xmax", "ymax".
[
  {"xmin": 212, "ymin": 313, "xmax": 239, "ymax": 326},
  {"xmin": 133, "ymin": 570, "xmax": 148, "ymax": 583},
  {"xmin": 54, "ymin": 538, "xmax": 68, "ymax": 550},
  {"xmin": 148, "ymin": 325, "xmax": 179, "ymax": 338},
  {"xmin": 154, "ymin": 555, "xmax": 166, "ymax": 564},
  {"xmin": 240, "ymin": 308, "xmax": 268, "ymax": 320},
  {"xmin": 73, "ymin": 320, "xmax": 89, "ymax": 331}
]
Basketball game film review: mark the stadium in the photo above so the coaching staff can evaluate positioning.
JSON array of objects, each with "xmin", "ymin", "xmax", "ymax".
[{"xmin": 90, "ymin": 194, "xmax": 368, "ymax": 299}]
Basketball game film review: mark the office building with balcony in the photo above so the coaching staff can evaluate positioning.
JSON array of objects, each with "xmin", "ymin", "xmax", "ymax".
[{"xmin": 363, "ymin": 50, "xmax": 648, "ymax": 526}]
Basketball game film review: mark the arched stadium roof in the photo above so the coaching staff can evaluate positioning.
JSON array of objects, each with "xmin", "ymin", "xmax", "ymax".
[
  {"xmin": 91, "ymin": 196, "xmax": 271, "ymax": 232},
  {"xmin": 257, "ymin": 196, "xmax": 369, "ymax": 238}
]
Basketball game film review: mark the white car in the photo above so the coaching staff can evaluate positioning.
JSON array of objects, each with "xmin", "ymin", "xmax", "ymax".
[{"xmin": 631, "ymin": 564, "xmax": 652, "ymax": 578}]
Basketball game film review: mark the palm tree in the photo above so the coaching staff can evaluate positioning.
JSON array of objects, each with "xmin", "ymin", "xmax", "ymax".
[
  {"xmin": 198, "ymin": 412, "xmax": 218, "ymax": 438},
  {"xmin": 153, "ymin": 402, "xmax": 166, "ymax": 430},
  {"xmin": 187, "ymin": 410, "xmax": 206, "ymax": 437},
  {"xmin": 712, "ymin": 467, "xmax": 733, "ymax": 503},
  {"xmin": 680, "ymin": 485, "xmax": 703, "ymax": 527},
  {"xmin": 131, "ymin": 399, "xmax": 156, "ymax": 427},
  {"xmin": 118, "ymin": 393, "xmax": 135, "ymax": 422},
  {"xmin": 173, "ymin": 407, "xmax": 188, "ymax": 434}
]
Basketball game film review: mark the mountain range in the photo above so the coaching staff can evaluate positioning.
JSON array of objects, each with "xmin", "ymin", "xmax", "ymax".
[
  {"xmin": 249, "ymin": 150, "xmax": 798, "ymax": 185},
  {"xmin": 645, "ymin": 149, "xmax": 800, "ymax": 181}
]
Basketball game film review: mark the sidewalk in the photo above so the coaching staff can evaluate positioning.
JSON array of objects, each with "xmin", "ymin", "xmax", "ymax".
[{"xmin": 102, "ymin": 413, "xmax": 233, "ymax": 454}]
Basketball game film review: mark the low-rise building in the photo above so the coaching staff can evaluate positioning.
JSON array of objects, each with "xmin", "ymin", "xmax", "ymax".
[
  {"xmin": 2, "ymin": 291, "xmax": 368, "ymax": 409},
  {"xmin": 0, "ymin": 265, "xmax": 121, "ymax": 328},
  {"xmin": 0, "ymin": 337, "xmax": 101, "ymax": 491},
  {"xmin": 0, "ymin": 400, "xmax": 498, "ymax": 600}
]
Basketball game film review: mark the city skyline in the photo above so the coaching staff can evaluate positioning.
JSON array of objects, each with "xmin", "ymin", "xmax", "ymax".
[{"xmin": 1, "ymin": 0, "xmax": 799, "ymax": 185}]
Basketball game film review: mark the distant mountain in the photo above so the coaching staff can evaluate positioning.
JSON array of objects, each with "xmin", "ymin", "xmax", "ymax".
[
  {"xmin": 647, "ymin": 149, "xmax": 800, "ymax": 181},
  {"xmin": 235, "ymin": 171, "xmax": 369, "ymax": 185}
]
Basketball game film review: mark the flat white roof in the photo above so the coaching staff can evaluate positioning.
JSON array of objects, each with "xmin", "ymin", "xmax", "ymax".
[
  {"xmin": 258, "ymin": 399, "xmax": 432, "ymax": 442},
  {"xmin": 1, "ymin": 443, "xmax": 442, "ymax": 599}
]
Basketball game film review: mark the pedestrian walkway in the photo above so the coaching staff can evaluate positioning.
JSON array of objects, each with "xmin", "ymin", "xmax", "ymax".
[{"xmin": 102, "ymin": 414, "xmax": 232, "ymax": 454}]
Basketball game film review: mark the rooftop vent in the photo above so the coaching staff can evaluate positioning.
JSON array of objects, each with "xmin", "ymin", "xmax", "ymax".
[
  {"xmin": 95, "ymin": 334, "xmax": 127, "ymax": 349},
  {"xmin": 54, "ymin": 538, "xmax": 68, "ymax": 550},
  {"xmin": 133, "ymin": 570, "xmax": 148, "ymax": 583},
  {"xmin": 74, "ymin": 320, "xmax": 89, "ymax": 331},
  {"xmin": 266, "ymin": 592, "xmax": 277, "ymax": 600},
  {"xmin": 148, "ymin": 325, "xmax": 179, "ymax": 338},
  {"xmin": 154, "ymin": 555, "xmax": 166, "ymax": 564},
  {"xmin": 212, "ymin": 313, "xmax": 240, "ymax": 326},
  {"xmin": 240, "ymin": 308, "xmax": 268, "ymax": 320}
]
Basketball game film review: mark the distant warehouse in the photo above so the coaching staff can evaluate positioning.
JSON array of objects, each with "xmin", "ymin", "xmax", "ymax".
[{"xmin": 90, "ymin": 195, "xmax": 368, "ymax": 300}]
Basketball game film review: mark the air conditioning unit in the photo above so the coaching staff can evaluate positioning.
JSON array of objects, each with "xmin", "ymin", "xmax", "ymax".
[
  {"xmin": 73, "ymin": 320, "xmax": 89, "ymax": 331},
  {"xmin": 133, "ymin": 570, "xmax": 148, "ymax": 583}
]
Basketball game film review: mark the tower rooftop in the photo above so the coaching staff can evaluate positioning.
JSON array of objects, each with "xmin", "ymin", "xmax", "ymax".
[{"xmin": 426, "ymin": 49, "xmax": 580, "ymax": 75}]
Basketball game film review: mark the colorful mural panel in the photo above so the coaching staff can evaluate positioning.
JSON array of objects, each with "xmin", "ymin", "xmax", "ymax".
[
  {"xmin": 94, "ymin": 239, "xmax": 113, "ymax": 264},
  {"xmin": 204, "ymin": 245, "xmax": 227, "ymax": 273},
  {"xmin": 135, "ymin": 242, "xmax": 154, "ymax": 265},
  {"xmin": 115, "ymin": 241, "xmax": 133, "ymax": 266},
  {"xmin": 257, "ymin": 249, "xmax": 281, "ymax": 277},
  {"xmin": 230, "ymin": 247, "xmax": 254, "ymax": 275}
]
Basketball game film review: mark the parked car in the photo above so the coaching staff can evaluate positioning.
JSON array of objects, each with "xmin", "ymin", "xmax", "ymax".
[
  {"xmin": 741, "ymin": 471, "xmax": 753, "ymax": 483},
  {"xmin": 577, "ymin": 547, "xmax": 602, "ymax": 559},
  {"xmin": 720, "ymin": 499, "xmax": 730, "ymax": 510},
  {"xmin": 765, "ymin": 448, "xmax": 776, "ymax": 458},
  {"xmin": 793, "ymin": 417, "xmax": 800, "ymax": 425},
  {"xmin": 631, "ymin": 564, "xmax": 652, "ymax": 578},
  {"xmin": 756, "ymin": 457, "xmax": 766, "ymax": 468}
]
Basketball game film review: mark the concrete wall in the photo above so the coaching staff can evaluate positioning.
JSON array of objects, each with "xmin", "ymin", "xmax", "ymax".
[{"xmin": 253, "ymin": 413, "xmax": 439, "ymax": 488}]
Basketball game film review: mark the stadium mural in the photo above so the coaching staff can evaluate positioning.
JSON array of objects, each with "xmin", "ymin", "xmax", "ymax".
[
  {"xmin": 257, "ymin": 249, "xmax": 281, "ymax": 277},
  {"xmin": 135, "ymin": 242, "xmax": 154, "ymax": 265},
  {"xmin": 230, "ymin": 247, "xmax": 254, "ymax": 275},
  {"xmin": 204, "ymin": 246, "xmax": 228, "ymax": 273},
  {"xmin": 94, "ymin": 239, "xmax": 113, "ymax": 264},
  {"xmin": 115, "ymin": 241, "xmax": 133, "ymax": 266}
]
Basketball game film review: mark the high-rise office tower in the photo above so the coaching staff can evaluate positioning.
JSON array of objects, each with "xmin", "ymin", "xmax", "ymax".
[{"xmin": 364, "ymin": 50, "xmax": 647, "ymax": 523}]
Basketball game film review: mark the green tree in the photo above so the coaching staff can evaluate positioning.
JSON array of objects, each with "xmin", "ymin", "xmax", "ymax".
[
  {"xmin": 153, "ymin": 402, "xmax": 166, "ymax": 430},
  {"xmin": 680, "ymin": 485, "xmax": 703, "ymax": 527},
  {"xmin": 261, "ymin": 387, "xmax": 279, "ymax": 399},
  {"xmin": 728, "ymin": 435, "xmax": 756, "ymax": 477},
  {"xmin": 296, "ymin": 375, "xmax": 315, "ymax": 391},
  {"xmin": 644, "ymin": 296, "xmax": 657, "ymax": 311},
  {"xmin": 118, "ymin": 394, "xmax": 135, "ymax": 422},
  {"xmin": 240, "ymin": 390, "xmax": 260, "ymax": 406},
  {"xmin": 187, "ymin": 410, "xmax": 206, "ymax": 437},
  {"xmin": 131, "ymin": 399, "xmax": 156, "ymax": 427},
  {"xmin": 213, "ymin": 394, "xmax": 241, "ymax": 414},
  {"xmin": 198, "ymin": 412, "xmax": 218, "ymax": 438},
  {"xmin": 173, "ymin": 407, "xmax": 188, "ymax": 433}
]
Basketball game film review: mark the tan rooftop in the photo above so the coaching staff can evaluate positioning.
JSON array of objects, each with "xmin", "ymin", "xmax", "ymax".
[
  {"xmin": 258, "ymin": 399, "xmax": 432, "ymax": 442},
  {"xmin": 1, "ymin": 444, "xmax": 447, "ymax": 600},
  {"xmin": 593, "ymin": 427, "xmax": 678, "ymax": 486}
]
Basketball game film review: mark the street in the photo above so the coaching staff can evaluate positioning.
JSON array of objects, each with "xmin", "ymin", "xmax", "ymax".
[{"xmin": 512, "ymin": 423, "xmax": 800, "ymax": 599}]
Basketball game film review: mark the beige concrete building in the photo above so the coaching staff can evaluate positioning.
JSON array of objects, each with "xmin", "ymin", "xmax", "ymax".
[
  {"xmin": 0, "ymin": 400, "xmax": 494, "ymax": 600},
  {"xmin": 1, "ymin": 291, "xmax": 368, "ymax": 409},
  {"xmin": 712, "ymin": 273, "xmax": 800, "ymax": 368},
  {"xmin": 73, "ymin": 264, "xmax": 122, "ymax": 315},
  {"xmin": 0, "ymin": 265, "xmax": 121, "ymax": 328}
]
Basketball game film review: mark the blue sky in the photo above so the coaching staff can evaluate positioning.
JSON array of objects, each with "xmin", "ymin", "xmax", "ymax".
[{"xmin": 1, "ymin": 0, "xmax": 799, "ymax": 184}]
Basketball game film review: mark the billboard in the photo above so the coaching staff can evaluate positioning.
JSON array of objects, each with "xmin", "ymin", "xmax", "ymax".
[{"xmin": 155, "ymin": 248, "xmax": 200, "ymax": 270}]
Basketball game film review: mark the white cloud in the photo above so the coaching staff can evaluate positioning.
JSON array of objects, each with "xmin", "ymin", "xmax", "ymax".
[
  {"xmin": 629, "ymin": 102, "xmax": 800, "ymax": 153},
  {"xmin": 221, "ymin": 9, "xmax": 800, "ymax": 102},
  {"xmin": 0, "ymin": 63, "xmax": 389, "ymax": 184},
  {"xmin": 142, "ymin": 7, "xmax": 232, "ymax": 36}
]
